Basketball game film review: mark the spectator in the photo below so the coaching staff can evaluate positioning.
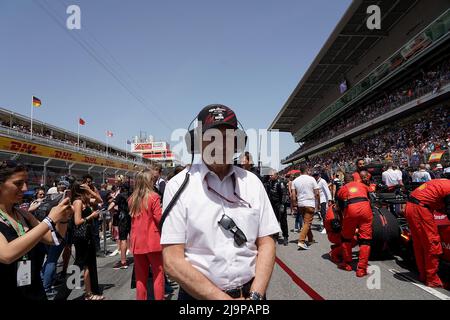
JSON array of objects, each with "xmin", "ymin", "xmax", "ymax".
[
  {"xmin": 312, "ymin": 171, "xmax": 332, "ymax": 234},
  {"xmin": 412, "ymin": 164, "xmax": 432, "ymax": 183},
  {"xmin": 27, "ymin": 187, "xmax": 46, "ymax": 215},
  {"xmin": 382, "ymin": 162, "xmax": 403, "ymax": 191},
  {"xmin": 152, "ymin": 164, "xmax": 166, "ymax": 203},
  {"xmin": 0, "ymin": 160, "xmax": 72, "ymax": 300},
  {"xmin": 425, "ymin": 164, "xmax": 436, "ymax": 180},
  {"xmin": 128, "ymin": 169, "xmax": 164, "ymax": 300},
  {"xmin": 109, "ymin": 184, "xmax": 131, "ymax": 269},
  {"xmin": 71, "ymin": 182, "xmax": 104, "ymax": 300},
  {"xmin": 291, "ymin": 166, "xmax": 320, "ymax": 250},
  {"xmin": 434, "ymin": 164, "xmax": 444, "ymax": 179}
]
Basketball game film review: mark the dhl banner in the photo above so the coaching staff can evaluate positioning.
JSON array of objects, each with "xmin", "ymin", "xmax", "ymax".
[{"xmin": 0, "ymin": 135, "xmax": 143, "ymax": 171}]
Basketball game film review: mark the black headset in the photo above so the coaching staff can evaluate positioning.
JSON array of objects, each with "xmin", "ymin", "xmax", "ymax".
[
  {"xmin": 159, "ymin": 112, "xmax": 249, "ymax": 231},
  {"xmin": 184, "ymin": 119, "xmax": 248, "ymax": 155}
]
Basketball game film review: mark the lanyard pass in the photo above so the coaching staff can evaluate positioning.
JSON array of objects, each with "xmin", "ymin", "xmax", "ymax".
[{"xmin": 17, "ymin": 260, "xmax": 32, "ymax": 287}]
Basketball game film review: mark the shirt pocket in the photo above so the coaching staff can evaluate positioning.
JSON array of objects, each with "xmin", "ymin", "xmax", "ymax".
[{"xmin": 228, "ymin": 207, "xmax": 260, "ymax": 245}]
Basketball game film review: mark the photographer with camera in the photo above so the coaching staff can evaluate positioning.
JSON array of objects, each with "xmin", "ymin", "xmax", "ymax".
[
  {"xmin": 161, "ymin": 105, "xmax": 280, "ymax": 300},
  {"xmin": 0, "ymin": 161, "xmax": 73, "ymax": 300}
]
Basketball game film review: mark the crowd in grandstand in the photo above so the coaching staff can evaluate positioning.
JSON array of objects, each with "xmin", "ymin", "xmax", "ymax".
[
  {"xmin": 0, "ymin": 120, "xmax": 140, "ymax": 162},
  {"xmin": 282, "ymin": 103, "xmax": 450, "ymax": 176},
  {"xmin": 287, "ymin": 58, "xmax": 450, "ymax": 159}
]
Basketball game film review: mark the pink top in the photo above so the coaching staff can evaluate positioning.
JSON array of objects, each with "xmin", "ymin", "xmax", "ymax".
[{"xmin": 129, "ymin": 193, "xmax": 162, "ymax": 254}]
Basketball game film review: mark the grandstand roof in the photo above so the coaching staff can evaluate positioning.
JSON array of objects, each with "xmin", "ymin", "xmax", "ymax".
[{"xmin": 269, "ymin": 0, "xmax": 418, "ymax": 132}]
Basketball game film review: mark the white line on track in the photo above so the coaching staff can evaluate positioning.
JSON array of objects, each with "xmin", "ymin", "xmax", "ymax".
[{"xmin": 388, "ymin": 269, "xmax": 450, "ymax": 300}]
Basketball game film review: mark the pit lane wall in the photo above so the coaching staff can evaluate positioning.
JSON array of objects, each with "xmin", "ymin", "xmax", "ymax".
[{"xmin": 0, "ymin": 135, "xmax": 144, "ymax": 172}]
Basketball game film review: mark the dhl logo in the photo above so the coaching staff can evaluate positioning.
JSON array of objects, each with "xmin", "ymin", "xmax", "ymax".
[
  {"xmin": 55, "ymin": 151, "xmax": 74, "ymax": 160},
  {"xmin": 84, "ymin": 156, "xmax": 98, "ymax": 164},
  {"xmin": 9, "ymin": 142, "xmax": 38, "ymax": 154}
]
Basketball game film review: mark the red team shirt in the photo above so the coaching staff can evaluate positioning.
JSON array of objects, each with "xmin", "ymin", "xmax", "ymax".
[
  {"xmin": 337, "ymin": 181, "xmax": 370, "ymax": 201},
  {"xmin": 410, "ymin": 179, "xmax": 450, "ymax": 213}
]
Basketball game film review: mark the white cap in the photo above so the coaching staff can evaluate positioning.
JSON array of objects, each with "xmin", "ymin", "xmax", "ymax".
[
  {"xmin": 435, "ymin": 164, "xmax": 443, "ymax": 169},
  {"xmin": 46, "ymin": 187, "xmax": 58, "ymax": 195}
]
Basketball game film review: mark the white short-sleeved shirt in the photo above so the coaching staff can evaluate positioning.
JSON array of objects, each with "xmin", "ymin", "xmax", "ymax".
[
  {"xmin": 161, "ymin": 162, "xmax": 280, "ymax": 291},
  {"xmin": 382, "ymin": 169, "xmax": 401, "ymax": 187},
  {"xmin": 317, "ymin": 178, "xmax": 332, "ymax": 204},
  {"xmin": 292, "ymin": 175, "xmax": 320, "ymax": 208},
  {"xmin": 412, "ymin": 170, "xmax": 432, "ymax": 183}
]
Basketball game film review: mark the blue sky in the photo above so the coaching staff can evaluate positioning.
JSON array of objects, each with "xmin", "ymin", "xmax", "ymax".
[{"xmin": 0, "ymin": 0, "xmax": 351, "ymax": 167}]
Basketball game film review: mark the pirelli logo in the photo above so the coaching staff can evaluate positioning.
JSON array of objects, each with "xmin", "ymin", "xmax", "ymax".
[{"xmin": 9, "ymin": 141, "xmax": 38, "ymax": 154}]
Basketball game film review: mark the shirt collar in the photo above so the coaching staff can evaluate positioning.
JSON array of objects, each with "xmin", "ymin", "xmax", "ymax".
[{"xmin": 199, "ymin": 161, "xmax": 235, "ymax": 182}]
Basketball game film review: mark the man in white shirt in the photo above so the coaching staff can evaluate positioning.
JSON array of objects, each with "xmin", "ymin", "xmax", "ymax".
[
  {"xmin": 312, "ymin": 172, "xmax": 332, "ymax": 234},
  {"xmin": 382, "ymin": 162, "xmax": 403, "ymax": 191},
  {"xmin": 291, "ymin": 166, "xmax": 320, "ymax": 250},
  {"xmin": 161, "ymin": 105, "xmax": 280, "ymax": 300},
  {"xmin": 412, "ymin": 163, "xmax": 432, "ymax": 183}
]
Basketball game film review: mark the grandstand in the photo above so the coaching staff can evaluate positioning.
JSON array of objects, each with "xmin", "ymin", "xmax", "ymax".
[
  {"xmin": 0, "ymin": 107, "xmax": 152, "ymax": 188},
  {"xmin": 270, "ymin": 0, "xmax": 450, "ymax": 172}
]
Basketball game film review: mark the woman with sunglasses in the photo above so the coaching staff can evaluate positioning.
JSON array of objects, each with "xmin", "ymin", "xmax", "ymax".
[
  {"xmin": 128, "ymin": 169, "xmax": 164, "ymax": 300},
  {"xmin": 0, "ymin": 161, "xmax": 73, "ymax": 300}
]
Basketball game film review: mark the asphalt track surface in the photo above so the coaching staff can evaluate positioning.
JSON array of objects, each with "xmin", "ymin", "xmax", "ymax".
[{"xmin": 63, "ymin": 213, "xmax": 450, "ymax": 300}]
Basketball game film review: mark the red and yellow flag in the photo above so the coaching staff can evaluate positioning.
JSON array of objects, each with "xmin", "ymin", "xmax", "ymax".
[{"xmin": 429, "ymin": 151, "xmax": 445, "ymax": 163}]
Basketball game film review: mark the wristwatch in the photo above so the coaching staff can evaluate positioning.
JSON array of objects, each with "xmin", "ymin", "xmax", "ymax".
[{"xmin": 248, "ymin": 291, "xmax": 264, "ymax": 301}]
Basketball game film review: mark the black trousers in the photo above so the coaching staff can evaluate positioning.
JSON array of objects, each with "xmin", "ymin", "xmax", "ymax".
[{"xmin": 272, "ymin": 201, "xmax": 288, "ymax": 239}]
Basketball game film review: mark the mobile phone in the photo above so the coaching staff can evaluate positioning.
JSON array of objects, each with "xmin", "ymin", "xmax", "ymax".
[{"xmin": 61, "ymin": 190, "xmax": 72, "ymax": 204}]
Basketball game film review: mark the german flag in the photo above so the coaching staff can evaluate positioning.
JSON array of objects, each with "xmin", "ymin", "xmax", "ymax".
[{"xmin": 32, "ymin": 96, "xmax": 42, "ymax": 107}]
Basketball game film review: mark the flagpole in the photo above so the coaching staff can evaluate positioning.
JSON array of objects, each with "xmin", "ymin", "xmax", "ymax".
[
  {"xmin": 106, "ymin": 134, "xmax": 109, "ymax": 156},
  {"xmin": 30, "ymin": 96, "xmax": 34, "ymax": 140},
  {"xmin": 77, "ymin": 118, "xmax": 80, "ymax": 150}
]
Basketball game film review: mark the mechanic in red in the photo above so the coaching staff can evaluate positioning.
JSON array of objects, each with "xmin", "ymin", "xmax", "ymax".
[
  {"xmin": 324, "ymin": 204, "xmax": 343, "ymax": 264},
  {"xmin": 337, "ymin": 172, "xmax": 373, "ymax": 277},
  {"xmin": 405, "ymin": 177, "xmax": 450, "ymax": 288},
  {"xmin": 352, "ymin": 158, "xmax": 371, "ymax": 183},
  {"xmin": 324, "ymin": 203, "xmax": 359, "ymax": 265}
]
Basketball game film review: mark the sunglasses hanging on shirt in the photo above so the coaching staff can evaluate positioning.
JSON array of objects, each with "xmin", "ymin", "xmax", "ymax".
[{"xmin": 218, "ymin": 214, "xmax": 247, "ymax": 247}]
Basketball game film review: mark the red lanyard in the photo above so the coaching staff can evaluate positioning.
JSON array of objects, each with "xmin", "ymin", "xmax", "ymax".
[{"xmin": 205, "ymin": 174, "xmax": 252, "ymax": 208}]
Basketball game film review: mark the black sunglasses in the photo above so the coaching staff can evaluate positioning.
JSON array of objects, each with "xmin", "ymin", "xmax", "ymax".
[{"xmin": 218, "ymin": 214, "xmax": 247, "ymax": 247}]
